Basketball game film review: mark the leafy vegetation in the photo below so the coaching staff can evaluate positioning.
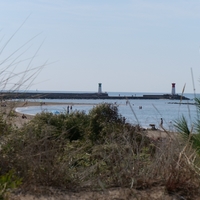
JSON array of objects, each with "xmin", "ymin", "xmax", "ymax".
[
  {"xmin": 0, "ymin": 170, "xmax": 22, "ymax": 200},
  {"xmin": 174, "ymin": 98, "xmax": 200, "ymax": 154}
]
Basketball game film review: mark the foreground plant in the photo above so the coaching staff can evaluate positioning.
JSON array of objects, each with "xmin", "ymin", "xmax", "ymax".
[
  {"xmin": 170, "ymin": 97, "xmax": 200, "ymax": 197},
  {"xmin": 174, "ymin": 98, "xmax": 200, "ymax": 154},
  {"xmin": 0, "ymin": 103, "xmax": 151, "ymax": 188},
  {"xmin": 1, "ymin": 102, "xmax": 200, "ymax": 199},
  {"xmin": 0, "ymin": 20, "xmax": 49, "ymax": 197},
  {"xmin": 0, "ymin": 170, "xmax": 22, "ymax": 200}
]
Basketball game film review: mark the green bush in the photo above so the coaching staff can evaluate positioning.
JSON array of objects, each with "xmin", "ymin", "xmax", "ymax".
[
  {"xmin": 0, "ymin": 103, "xmax": 169, "ymax": 193},
  {"xmin": 88, "ymin": 103, "xmax": 125, "ymax": 142},
  {"xmin": 0, "ymin": 115, "xmax": 13, "ymax": 136},
  {"xmin": 22, "ymin": 103, "xmax": 125, "ymax": 143},
  {"xmin": 22, "ymin": 110, "xmax": 89, "ymax": 141},
  {"xmin": 63, "ymin": 111, "xmax": 89, "ymax": 141}
]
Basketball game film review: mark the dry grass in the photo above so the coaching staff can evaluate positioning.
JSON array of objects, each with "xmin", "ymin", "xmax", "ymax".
[{"xmin": 0, "ymin": 112, "xmax": 200, "ymax": 200}]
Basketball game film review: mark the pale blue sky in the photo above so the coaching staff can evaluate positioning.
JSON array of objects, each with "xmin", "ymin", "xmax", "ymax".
[{"xmin": 1, "ymin": 0, "xmax": 200, "ymax": 93}]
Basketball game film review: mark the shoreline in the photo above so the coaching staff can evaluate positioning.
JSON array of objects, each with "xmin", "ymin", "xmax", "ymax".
[
  {"xmin": 1, "ymin": 101, "xmax": 75, "ymax": 128},
  {"xmin": 0, "ymin": 100, "xmax": 172, "ymax": 140}
]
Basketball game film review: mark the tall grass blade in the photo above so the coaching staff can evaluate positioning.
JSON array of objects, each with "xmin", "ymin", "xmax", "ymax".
[{"xmin": 127, "ymin": 99, "xmax": 140, "ymax": 125}]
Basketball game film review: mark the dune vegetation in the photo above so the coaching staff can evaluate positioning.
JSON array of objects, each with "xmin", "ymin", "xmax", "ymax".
[{"xmin": 0, "ymin": 102, "xmax": 200, "ymax": 199}]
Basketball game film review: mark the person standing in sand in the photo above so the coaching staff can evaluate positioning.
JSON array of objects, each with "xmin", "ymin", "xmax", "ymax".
[
  {"xmin": 160, "ymin": 118, "xmax": 163, "ymax": 127},
  {"xmin": 67, "ymin": 106, "xmax": 69, "ymax": 114}
]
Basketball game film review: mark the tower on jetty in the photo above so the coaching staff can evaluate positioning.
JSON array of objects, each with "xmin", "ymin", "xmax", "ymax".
[
  {"xmin": 171, "ymin": 83, "xmax": 176, "ymax": 95},
  {"xmin": 98, "ymin": 83, "xmax": 102, "ymax": 94}
]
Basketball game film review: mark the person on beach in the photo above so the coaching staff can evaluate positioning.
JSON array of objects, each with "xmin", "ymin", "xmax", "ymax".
[
  {"xmin": 67, "ymin": 106, "xmax": 69, "ymax": 114},
  {"xmin": 22, "ymin": 114, "xmax": 27, "ymax": 119},
  {"xmin": 160, "ymin": 118, "xmax": 163, "ymax": 127}
]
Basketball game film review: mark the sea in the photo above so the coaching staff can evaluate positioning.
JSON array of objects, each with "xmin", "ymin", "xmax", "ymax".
[{"xmin": 15, "ymin": 92, "xmax": 200, "ymax": 131}]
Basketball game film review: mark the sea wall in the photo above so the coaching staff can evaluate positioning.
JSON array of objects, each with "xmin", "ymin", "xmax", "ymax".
[{"xmin": 0, "ymin": 92, "xmax": 190, "ymax": 100}]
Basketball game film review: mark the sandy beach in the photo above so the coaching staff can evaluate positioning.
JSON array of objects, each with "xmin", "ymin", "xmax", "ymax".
[
  {"xmin": 0, "ymin": 100, "xmax": 173, "ymax": 140},
  {"xmin": 0, "ymin": 101, "xmax": 74, "ymax": 128}
]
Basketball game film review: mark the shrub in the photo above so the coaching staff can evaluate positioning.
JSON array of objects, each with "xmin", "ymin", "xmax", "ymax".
[
  {"xmin": 0, "ymin": 114, "xmax": 13, "ymax": 136},
  {"xmin": 63, "ymin": 111, "xmax": 89, "ymax": 141},
  {"xmin": 167, "ymin": 97, "xmax": 200, "ymax": 197},
  {"xmin": 22, "ymin": 110, "xmax": 89, "ymax": 141},
  {"xmin": 174, "ymin": 98, "xmax": 200, "ymax": 154},
  {"xmin": 0, "ymin": 170, "xmax": 22, "ymax": 200},
  {"xmin": 88, "ymin": 103, "xmax": 125, "ymax": 143},
  {"xmin": 0, "ymin": 103, "xmax": 153, "ymax": 190}
]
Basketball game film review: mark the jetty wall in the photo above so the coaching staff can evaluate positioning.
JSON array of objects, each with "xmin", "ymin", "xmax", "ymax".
[{"xmin": 0, "ymin": 92, "xmax": 190, "ymax": 100}]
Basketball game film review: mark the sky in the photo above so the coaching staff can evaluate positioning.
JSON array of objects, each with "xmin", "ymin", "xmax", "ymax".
[{"xmin": 1, "ymin": 0, "xmax": 200, "ymax": 94}]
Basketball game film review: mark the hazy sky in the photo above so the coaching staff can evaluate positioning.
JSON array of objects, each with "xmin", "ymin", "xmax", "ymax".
[{"xmin": 1, "ymin": 0, "xmax": 200, "ymax": 93}]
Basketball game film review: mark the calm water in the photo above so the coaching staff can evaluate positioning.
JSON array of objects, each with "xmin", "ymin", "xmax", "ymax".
[{"xmin": 15, "ymin": 92, "xmax": 200, "ymax": 130}]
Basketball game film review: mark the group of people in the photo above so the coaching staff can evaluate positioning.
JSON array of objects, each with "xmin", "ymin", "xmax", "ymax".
[{"xmin": 67, "ymin": 105, "xmax": 73, "ymax": 114}]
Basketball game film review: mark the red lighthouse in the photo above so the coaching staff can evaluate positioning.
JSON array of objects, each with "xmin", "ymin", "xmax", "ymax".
[{"xmin": 171, "ymin": 83, "xmax": 176, "ymax": 95}]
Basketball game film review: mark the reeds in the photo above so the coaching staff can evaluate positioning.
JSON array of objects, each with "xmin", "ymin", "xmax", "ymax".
[{"xmin": 0, "ymin": 20, "xmax": 49, "ymax": 199}]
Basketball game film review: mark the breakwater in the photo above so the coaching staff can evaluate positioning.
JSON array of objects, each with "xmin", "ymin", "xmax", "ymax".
[{"xmin": 0, "ymin": 92, "xmax": 190, "ymax": 100}]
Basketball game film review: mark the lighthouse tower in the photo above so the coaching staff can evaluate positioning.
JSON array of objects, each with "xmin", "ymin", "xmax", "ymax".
[
  {"xmin": 171, "ymin": 83, "xmax": 176, "ymax": 95},
  {"xmin": 98, "ymin": 83, "xmax": 102, "ymax": 94}
]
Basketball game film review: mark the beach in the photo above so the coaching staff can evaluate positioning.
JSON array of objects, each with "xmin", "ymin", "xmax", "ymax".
[
  {"xmin": 3, "ymin": 96, "xmax": 196, "ymax": 131},
  {"xmin": 0, "ymin": 101, "xmax": 73, "ymax": 128},
  {"xmin": 0, "ymin": 100, "xmax": 173, "ymax": 140}
]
